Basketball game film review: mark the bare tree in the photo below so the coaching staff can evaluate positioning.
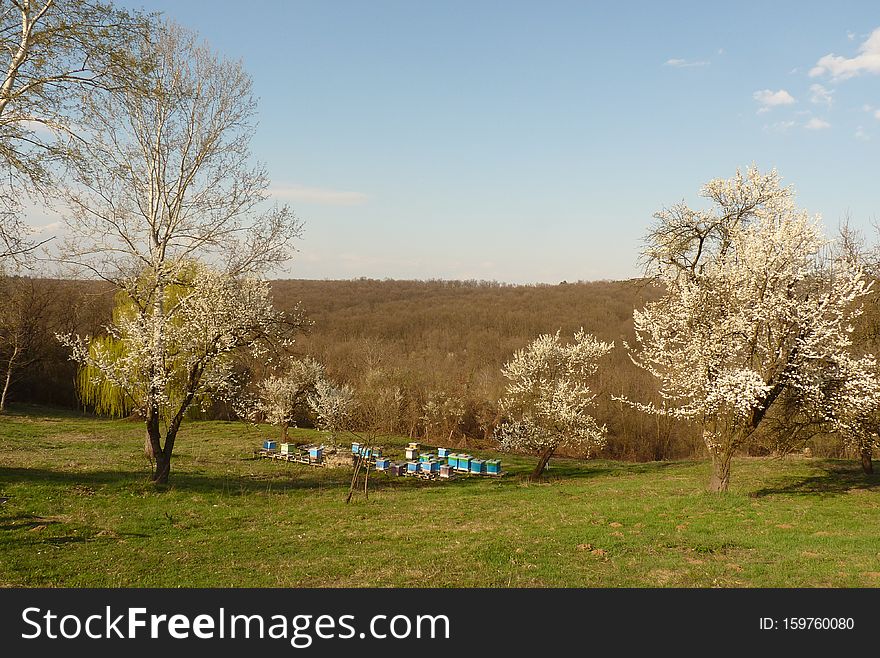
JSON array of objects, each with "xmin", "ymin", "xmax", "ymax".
[
  {"xmin": 58, "ymin": 22, "xmax": 303, "ymax": 484},
  {"xmin": 0, "ymin": 0, "xmax": 150, "ymax": 264}
]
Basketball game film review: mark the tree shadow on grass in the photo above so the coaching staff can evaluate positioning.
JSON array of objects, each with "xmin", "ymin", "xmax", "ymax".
[
  {"xmin": 752, "ymin": 460, "xmax": 879, "ymax": 497},
  {"xmin": 0, "ymin": 459, "xmax": 692, "ymax": 497}
]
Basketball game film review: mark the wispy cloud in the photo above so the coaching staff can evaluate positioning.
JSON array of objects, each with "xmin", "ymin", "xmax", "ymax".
[
  {"xmin": 875, "ymin": 109, "xmax": 880, "ymax": 120},
  {"xmin": 764, "ymin": 120, "xmax": 796, "ymax": 134},
  {"xmin": 804, "ymin": 117, "xmax": 831, "ymax": 130},
  {"xmin": 809, "ymin": 83, "xmax": 834, "ymax": 107},
  {"xmin": 855, "ymin": 126, "xmax": 870, "ymax": 141},
  {"xmin": 810, "ymin": 26, "xmax": 880, "ymax": 80},
  {"xmin": 753, "ymin": 89, "xmax": 796, "ymax": 113},
  {"xmin": 268, "ymin": 184, "xmax": 369, "ymax": 206},
  {"xmin": 664, "ymin": 57, "xmax": 710, "ymax": 68}
]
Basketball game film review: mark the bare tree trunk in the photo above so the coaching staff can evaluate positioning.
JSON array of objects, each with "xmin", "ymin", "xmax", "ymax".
[
  {"xmin": 0, "ymin": 345, "xmax": 18, "ymax": 413},
  {"xmin": 530, "ymin": 445, "xmax": 556, "ymax": 482},
  {"xmin": 709, "ymin": 448, "xmax": 732, "ymax": 492},
  {"xmin": 861, "ymin": 447, "xmax": 874, "ymax": 475}
]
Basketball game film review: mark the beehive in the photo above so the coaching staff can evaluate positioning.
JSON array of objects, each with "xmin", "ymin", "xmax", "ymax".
[
  {"xmin": 263, "ymin": 440, "xmax": 277, "ymax": 451},
  {"xmin": 485, "ymin": 459, "xmax": 502, "ymax": 475},
  {"xmin": 406, "ymin": 461, "xmax": 420, "ymax": 474},
  {"xmin": 455, "ymin": 454, "xmax": 472, "ymax": 472},
  {"xmin": 308, "ymin": 446, "xmax": 323, "ymax": 461},
  {"xmin": 469, "ymin": 459, "xmax": 485, "ymax": 474},
  {"xmin": 280, "ymin": 442, "xmax": 295, "ymax": 455},
  {"xmin": 437, "ymin": 447, "xmax": 449, "ymax": 458},
  {"xmin": 351, "ymin": 442, "xmax": 361, "ymax": 454},
  {"xmin": 447, "ymin": 453, "xmax": 459, "ymax": 469},
  {"xmin": 375, "ymin": 458, "xmax": 390, "ymax": 470},
  {"xmin": 389, "ymin": 462, "xmax": 405, "ymax": 476},
  {"xmin": 439, "ymin": 464, "xmax": 453, "ymax": 478}
]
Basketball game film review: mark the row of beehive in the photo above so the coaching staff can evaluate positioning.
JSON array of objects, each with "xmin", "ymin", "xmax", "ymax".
[
  {"xmin": 357, "ymin": 441, "xmax": 502, "ymax": 478},
  {"xmin": 261, "ymin": 440, "xmax": 324, "ymax": 462}
]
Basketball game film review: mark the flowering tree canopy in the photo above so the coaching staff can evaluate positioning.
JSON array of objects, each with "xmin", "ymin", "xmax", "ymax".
[
  {"xmin": 625, "ymin": 167, "xmax": 871, "ymax": 491},
  {"xmin": 308, "ymin": 378, "xmax": 358, "ymax": 442},
  {"xmin": 60, "ymin": 264, "xmax": 296, "ymax": 480},
  {"xmin": 496, "ymin": 330, "xmax": 612, "ymax": 480},
  {"xmin": 245, "ymin": 357, "xmax": 325, "ymax": 440}
]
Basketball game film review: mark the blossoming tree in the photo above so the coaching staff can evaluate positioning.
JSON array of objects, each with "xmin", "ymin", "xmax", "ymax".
[
  {"xmin": 248, "ymin": 357, "xmax": 326, "ymax": 441},
  {"xmin": 495, "ymin": 330, "xmax": 612, "ymax": 481},
  {"xmin": 626, "ymin": 167, "xmax": 871, "ymax": 491},
  {"xmin": 61, "ymin": 264, "xmax": 294, "ymax": 483},
  {"xmin": 308, "ymin": 378, "xmax": 358, "ymax": 443},
  {"xmin": 55, "ymin": 23, "xmax": 302, "ymax": 484}
]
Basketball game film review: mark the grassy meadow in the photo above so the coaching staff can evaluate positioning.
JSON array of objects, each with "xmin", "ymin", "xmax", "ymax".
[{"xmin": 1, "ymin": 405, "xmax": 878, "ymax": 588}]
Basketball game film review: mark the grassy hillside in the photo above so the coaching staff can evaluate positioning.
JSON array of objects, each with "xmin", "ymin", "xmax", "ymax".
[{"xmin": 1, "ymin": 405, "xmax": 877, "ymax": 587}]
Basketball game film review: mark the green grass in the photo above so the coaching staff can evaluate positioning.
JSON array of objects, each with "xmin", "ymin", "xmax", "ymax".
[{"xmin": 1, "ymin": 405, "xmax": 879, "ymax": 587}]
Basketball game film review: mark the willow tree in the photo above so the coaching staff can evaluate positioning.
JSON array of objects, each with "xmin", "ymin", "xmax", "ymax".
[
  {"xmin": 57, "ymin": 22, "xmax": 303, "ymax": 484},
  {"xmin": 626, "ymin": 167, "xmax": 870, "ymax": 492},
  {"xmin": 495, "ymin": 330, "xmax": 612, "ymax": 481}
]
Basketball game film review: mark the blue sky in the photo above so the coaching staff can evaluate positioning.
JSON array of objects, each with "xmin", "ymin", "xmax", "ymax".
[{"xmin": 100, "ymin": 2, "xmax": 880, "ymax": 283}]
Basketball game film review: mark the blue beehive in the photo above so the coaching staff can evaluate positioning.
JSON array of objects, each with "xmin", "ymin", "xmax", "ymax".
[
  {"xmin": 351, "ymin": 442, "xmax": 361, "ymax": 454},
  {"xmin": 419, "ymin": 460, "xmax": 433, "ymax": 474},
  {"xmin": 309, "ymin": 446, "xmax": 323, "ymax": 461},
  {"xmin": 406, "ymin": 461, "xmax": 420, "ymax": 474},
  {"xmin": 485, "ymin": 459, "xmax": 501, "ymax": 475},
  {"xmin": 437, "ymin": 447, "xmax": 449, "ymax": 458},
  {"xmin": 419, "ymin": 452, "xmax": 435, "ymax": 462},
  {"xmin": 470, "ymin": 459, "xmax": 485, "ymax": 474},
  {"xmin": 375, "ymin": 458, "xmax": 390, "ymax": 470},
  {"xmin": 263, "ymin": 440, "xmax": 277, "ymax": 451},
  {"xmin": 447, "ymin": 453, "xmax": 459, "ymax": 469},
  {"xmin": 456, "ymin": 454, "xmax": 472, "ymax": 472}
]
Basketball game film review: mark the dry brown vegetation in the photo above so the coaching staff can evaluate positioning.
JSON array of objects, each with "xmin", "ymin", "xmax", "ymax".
[{"xmin": 6, "ymin": 275, "xmax": 871, "ymax": 462}]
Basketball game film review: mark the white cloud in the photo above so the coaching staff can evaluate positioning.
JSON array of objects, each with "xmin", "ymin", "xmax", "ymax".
[
  {"xmin": 809, "ymin": 83, "xmax": 834, "ymax": 106},
  {"xmin": 875, "ymin": 109, "xmax": 880, "ymax": 120},
  {"xmin": 268, "ymin": 184, "xmax": 369, "ymax": 206},
  {"xmin": 753, "ymin": 89, "xmax": 796, "ymax": 113},
  {"xmin": 664, "ymin": 58, "xmax": 709, "ymax": 68},
  {"xmin": 855, "ymin": 126, "xmax": 870, "ymax": 141},
  {"xmin": 810, "ymin": 26, "xmax": 880, "ymax": 80},
  {"xmin": 847, "ymin": 31, "xmax": 856, "ymax": 41},
  {"xmin": 804, "ymin": 117, "xmax": 831, "ymax": 130}
]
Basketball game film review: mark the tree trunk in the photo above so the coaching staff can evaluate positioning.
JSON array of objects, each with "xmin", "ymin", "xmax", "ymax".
[
  {"xmin": 146, "ymin": 403, "xmax": 167, "ymax": 483},
  {"xmin": 530, "ymin": 445, "xmax": 556, "ymax": 482},
  {"xmin": 0, "ymin": 345, "xmax": 20, "ymax": 413},
  {"xmin": 861, "ymin": 448, "xmax": 874, "ymax": 475},
  {"xmin": 281, "ymin": 422, "xmax": 288, "ymax": 441},
  {"xmin": 709, "ymin": 448, "xmax": 732, "ymax": 492},
  {"xmin": 153, "ymin": 449, "xmax": 171, "ymax": 484}
]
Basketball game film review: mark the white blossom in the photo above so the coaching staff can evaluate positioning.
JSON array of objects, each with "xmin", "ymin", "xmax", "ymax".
[
  {"xmin": 623, "ymin": 166, "xmax": 872, "ymax": 490},
  {"xmin": 495, "ymin": 330, "xmax": 612, "ymax": 477}
]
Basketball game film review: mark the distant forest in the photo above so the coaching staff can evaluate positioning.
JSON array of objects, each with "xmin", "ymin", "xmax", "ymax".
[{"xmin": 5, "ymin": 276, "xmax": 865, "ymax": 461}]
